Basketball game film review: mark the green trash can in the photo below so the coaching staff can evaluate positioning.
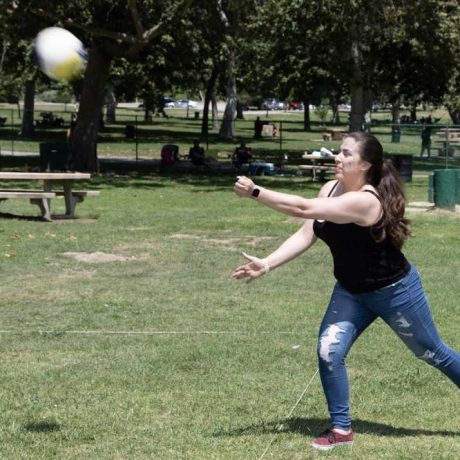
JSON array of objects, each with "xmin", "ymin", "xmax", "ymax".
[
  {"xmin": 456, "ymin": 170, "xmax": 460, "ymax": 204},
  {"xmin": 392, "ymin": 154, "xmax": 412, "ymax": 182},
  {"xmin": 433, "ymin": 169, "xmax": 457, "ymax": 210},
  {"xmin": 391, "ymin": 126, "xmax": 401, "ymax": 143},
  {"xmin": 39, "ymin": 142, "xmax": 72, "ymax": 171}
]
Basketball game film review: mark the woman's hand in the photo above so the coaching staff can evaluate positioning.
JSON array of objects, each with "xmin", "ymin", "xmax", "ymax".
[
  {"xmin": 232, "ymin": 252, "xmax": 269, "ymax": 282},
  {"xmin": 234, "ymin": 176, "xmax": 256, "ymax": 198}
]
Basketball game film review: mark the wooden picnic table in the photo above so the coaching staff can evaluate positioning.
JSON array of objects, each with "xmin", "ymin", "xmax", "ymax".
[
  {"xmin": 298, "ymin": 154, "xmax": 337, "ymax": 181},
  {"xmin": 433, "ymin": 128, "xmax": 460, "ymax": 157},
  {"xmin": 0, "ymin": 171, "xmax": 99, "ymax": 221}
]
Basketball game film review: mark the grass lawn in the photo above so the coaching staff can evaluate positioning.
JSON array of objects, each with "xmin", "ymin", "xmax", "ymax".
[{"xmin": 0, "ymin": 172, "xmax": 459, "ymax": 459}]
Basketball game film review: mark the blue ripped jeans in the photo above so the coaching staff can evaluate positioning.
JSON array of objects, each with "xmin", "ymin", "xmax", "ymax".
[{"xmin": 317, "ymin": 264, "xmax": 460, "ymax": 429}]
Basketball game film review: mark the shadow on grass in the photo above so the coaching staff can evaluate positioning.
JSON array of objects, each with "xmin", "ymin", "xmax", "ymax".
[
  {"xmin": 0, "ymin": 212, "xmax": 46, "ymax": 222},
  {"xmin": 23, "ymin": 420, "xmax": 61, "ymax": 433},
  {"xmin": 91, "ymin": 171, "xmax": 322, "ymax": 194},
  {"xmin": 214, "ymin": 417, "xmax": 459, "ymax": 438}
]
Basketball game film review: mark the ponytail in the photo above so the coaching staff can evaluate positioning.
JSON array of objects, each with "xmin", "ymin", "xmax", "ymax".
[
  {"xmin": 344, "ymin": 132, "xmax": 411, "ymax": 249},
  {"xmin": 372, "ymin": 161, "xmax": 411, "ymax": 249}
]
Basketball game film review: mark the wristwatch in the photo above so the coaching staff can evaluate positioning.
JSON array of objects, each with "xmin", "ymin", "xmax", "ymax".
[{"xmin": 251, "ymin": 187, "xmax": 261, "ymax": 198}]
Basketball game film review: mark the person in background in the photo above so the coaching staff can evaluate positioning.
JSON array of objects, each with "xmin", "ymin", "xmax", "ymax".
[
  {"xmin": 188, "ymin": 140, "xmax": 207, "ymax": 165},
  {"xmin": 254, "ymin": 116, "xmax": 263, "ymax": 138},
  {"xmin": 232, "ymin": 142, "xmax": 253, "ymax": 168},
  {"xmin": 232, "ymin": 132, "xmax": 460, "ymax": 452},
  {"xmin": 420, "ymin": 126, "xmax": 432, "ymax": 157}
]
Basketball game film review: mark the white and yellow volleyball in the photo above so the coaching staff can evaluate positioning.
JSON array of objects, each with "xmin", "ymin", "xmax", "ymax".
[{"xmin": 35, "ymin": 27, "xmax": 87, "ymax": 81}]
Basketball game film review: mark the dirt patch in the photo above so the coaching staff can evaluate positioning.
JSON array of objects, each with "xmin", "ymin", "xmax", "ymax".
[
  {"xmin": 62, "ymin": 251, "xmax": 133, "ymax": 263},
  {"xmin": 116, "ymin": 242, "xmax": 161, "ymax": 250}
]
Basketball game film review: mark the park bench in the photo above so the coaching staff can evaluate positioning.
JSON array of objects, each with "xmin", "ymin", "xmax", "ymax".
[
  {"xmin": 298, "ymin": 164, "xmax": 336, "ymax": 181},
  {"xmin": 0, "ymin": 172, "xmax": 99, "ymax": 220},
  {"xmin": 54, "ymin": 190, "xmax": 101, "ymax": 217},
  {"xmin": 433, "ymin": 128, "xmax": 460, "ymax": 157},
  {"xmin": 0, "ymin": 190, "xmax": 56, "ymax": 221}
]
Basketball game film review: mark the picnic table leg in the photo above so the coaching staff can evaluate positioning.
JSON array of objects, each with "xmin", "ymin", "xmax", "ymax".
[
  {"xmin": 62, "ymin": 182, "xmax": 78, "ymax": 217},
  {"xmin": 30, "ymin": 198, "xmax": 52, "ymax": 221},
  {"xmin": 41, "ymin": 180, "xmax": 53, "ymax": 219}
]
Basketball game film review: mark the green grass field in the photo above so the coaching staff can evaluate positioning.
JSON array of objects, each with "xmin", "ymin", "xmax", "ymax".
[{"xmin": 0, "ymin": 172, "xmax": 459, "ymax": 459}]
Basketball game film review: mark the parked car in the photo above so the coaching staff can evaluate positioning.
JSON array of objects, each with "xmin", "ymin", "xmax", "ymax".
[
  {"xmin": 175, "ymin": 99, "xmax": 198, "ymax": 108},
  {"xmin": 161, "ymin": 96, "xmax": 175, "ymax": 108},
  {"xmin": 287, "ymin": 102, "xmax": 304, "ymax": 110},
  {"xmin": 261, "ymin": 98, "xmax": 286, "ymax": 110},
  {"xmin": 339, "ymin": 104, "xmax": 351, "ymax": 112}
]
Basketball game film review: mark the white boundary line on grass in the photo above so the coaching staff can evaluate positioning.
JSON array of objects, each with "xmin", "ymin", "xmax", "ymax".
[{"xmin": 0, "ymin": 329, "xmax": 302, "ymax": 336}]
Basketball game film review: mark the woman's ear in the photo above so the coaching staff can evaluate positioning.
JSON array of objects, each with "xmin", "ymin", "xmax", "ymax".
[{"xmin": 360, "ymin": 160, "xmax": 372, "ymax": 172}]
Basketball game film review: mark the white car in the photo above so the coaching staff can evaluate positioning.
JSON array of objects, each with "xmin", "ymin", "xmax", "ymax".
[
  {"xmin": 175, "ymin": 99, "xmax": 198, "ymax": 108},
  {"xmin": 163, "ymin": 98, "xmax": 175, "ymax": 108}
]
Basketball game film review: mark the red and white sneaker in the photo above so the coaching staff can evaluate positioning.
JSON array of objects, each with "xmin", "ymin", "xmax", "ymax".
[{"xmin": 311, "ymin": 429, "xmax": 354, "ymax": 451}]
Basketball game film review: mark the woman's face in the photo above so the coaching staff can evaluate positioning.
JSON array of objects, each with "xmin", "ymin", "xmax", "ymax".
[{"xmin": 335, "ymin": 137, "xmax": 370, "ymax": 184}]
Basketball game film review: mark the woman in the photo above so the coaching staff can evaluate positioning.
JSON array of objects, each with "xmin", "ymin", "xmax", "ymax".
[{"xmin": 232, "ymin": 132, "xmax": 460, "ymax": 451}]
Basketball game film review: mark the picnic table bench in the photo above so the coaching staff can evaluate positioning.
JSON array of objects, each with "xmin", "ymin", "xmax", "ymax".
[
  {"xmin": 0, "ymin": 172, "xmax": 99, "ymax": 221},
  {"xmin": 433, "ymin": 128, "xmax": 460, "ymax": 157},
  {"xmin": 298, "ymin": 153, "xmax": 336, "ymax": 181}
]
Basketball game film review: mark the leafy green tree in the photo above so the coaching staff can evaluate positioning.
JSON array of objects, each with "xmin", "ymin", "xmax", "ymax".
[{"xmin": 15, "ymin": 0, "xmax": 194, "ymax": 171}]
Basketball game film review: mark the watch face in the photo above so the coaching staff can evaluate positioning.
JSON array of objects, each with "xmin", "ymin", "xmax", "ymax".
[{"xmin": 252, "ymin": 188, "xmax": 260, "ymax": 197}]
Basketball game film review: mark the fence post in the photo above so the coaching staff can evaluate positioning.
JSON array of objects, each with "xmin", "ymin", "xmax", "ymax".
[
  {"xmin": 135, "ymin": 115, "xmax": 138, "ymax": 161},
  {"xmin": 11, "ymin": 108, "xmax": 14, "ymax": 155},
  {"xmin": 279, "ymin": 120, "xmax": 282, "ymax": 153}
]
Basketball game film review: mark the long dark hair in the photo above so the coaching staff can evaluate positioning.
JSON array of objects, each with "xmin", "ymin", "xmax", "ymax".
[{"xmin": 344, "ymin": 132, "xmax": 411, "ymax": 249}]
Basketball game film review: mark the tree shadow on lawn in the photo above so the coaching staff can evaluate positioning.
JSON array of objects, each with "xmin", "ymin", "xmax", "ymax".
[
  {"xmin": 92, "ymin": 171, "xmax": 322, "ymax": 194},
  {"xmin": 214, "ymin": 417, "xmax": 459, "ymax": 438}
]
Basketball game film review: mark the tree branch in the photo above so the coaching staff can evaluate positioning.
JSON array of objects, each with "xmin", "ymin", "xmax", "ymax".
[
  {"xmin": 32, "ymin": 0, "xmax": 196, "ymax": 56},
  {"xmin": 127, "ymin": 0, "xmax": 145, "ymax": 39},
  {"xmin": 31, "ymin": 7, "xmax": 139, "ymax": 44}
]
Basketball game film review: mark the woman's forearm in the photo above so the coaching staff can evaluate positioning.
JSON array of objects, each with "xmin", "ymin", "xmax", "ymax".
[
  {"xmin": 263, "ymin": 222, "xmax": 317, "ymax": 271},
  {"xmin": 254, "ymin": 187, "xmax": 311, "ymax": 218}
]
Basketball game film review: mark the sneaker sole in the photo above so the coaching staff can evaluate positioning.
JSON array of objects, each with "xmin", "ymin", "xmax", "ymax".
[{"xmin": 311, "ymin": 440, "xmax": 353, "ymax": 451}]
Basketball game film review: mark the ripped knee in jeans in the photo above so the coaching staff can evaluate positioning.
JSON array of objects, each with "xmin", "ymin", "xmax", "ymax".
[{"xmin": 318, "ymin": 322, "xmax": 353, "ymax": 371}]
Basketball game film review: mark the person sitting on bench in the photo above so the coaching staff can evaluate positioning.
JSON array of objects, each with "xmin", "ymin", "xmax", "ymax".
[{"xmin": 232, "ymin": 143, "xmax": 253, "ymax": 168}]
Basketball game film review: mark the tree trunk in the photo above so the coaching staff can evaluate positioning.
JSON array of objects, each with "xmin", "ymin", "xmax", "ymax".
[
  {"xmin": 410, "ymin": 106, "xmax": 417, "ymax": 122},
  {"xmin": 105, "ymin": 86, "xmax": 117, "ymax": 123},
  {"xmin": 349, "ymin": 37, "xmax": 365, "ymax": 132},
  {"xmin": 350, "ymin": 85, "xmax": 365, "ymax": 132},
  {"xmin": 21, "ymin": 79, "xmax": 35, "ymax": 137},
  {"xmin": 21, "ymin": 80, "xmax": 35, "ymax": 136},
  {"xmin": 211, "ymin": 93, "xmax": 219, "ymax": 130},
  {"xmin": 143, "ymin": 94, "xmax": 154, "ymax": 123},
  {"xmin": 391, "ymin": 102, "xmax": 400, "ymax": 124},
  {"xmin": 71, "ymin": 47, "xmax": 112, "ymax": 172},
  {"xmin": 302, "ymin": 98, "xmax": 311, "ymax": 131},
  {"xmin": 236, "ymin": 100, "xmax": 244, "ymax": 119},
  {"xmin": 447, "ymin": 107, "xmax": 460, "ymax": 124},
  {"xmin": 331, "ymin": 101, "xmax": 340, "ymax": 125},
  {"xmin": 219, "ymin": 51, "xmax": 237, "ymax": 140},
  {"xmin": 201, "ymin": 66, "xmax": 219, "ymax": 136}
]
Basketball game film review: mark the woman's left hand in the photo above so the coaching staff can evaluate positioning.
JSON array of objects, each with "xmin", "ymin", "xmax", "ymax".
[{"xmin": 234, "ymin": 176, "xmax": 255, "ymax": 198}]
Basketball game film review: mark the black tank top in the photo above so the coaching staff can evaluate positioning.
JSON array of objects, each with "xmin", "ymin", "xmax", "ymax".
[{"xmin": 312, "ymin": 182, "xmax": 410, "ymax": 293}]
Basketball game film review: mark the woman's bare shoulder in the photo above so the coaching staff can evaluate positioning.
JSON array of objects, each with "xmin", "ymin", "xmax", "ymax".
[{"xmin": 318, "ymin": 180, "xmax": 340, "ymax": 198}]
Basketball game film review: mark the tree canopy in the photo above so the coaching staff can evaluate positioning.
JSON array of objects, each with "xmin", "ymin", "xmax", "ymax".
[{"xmin": 1, "ymin": 0, "xmax": 460, "ymax": 169}]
